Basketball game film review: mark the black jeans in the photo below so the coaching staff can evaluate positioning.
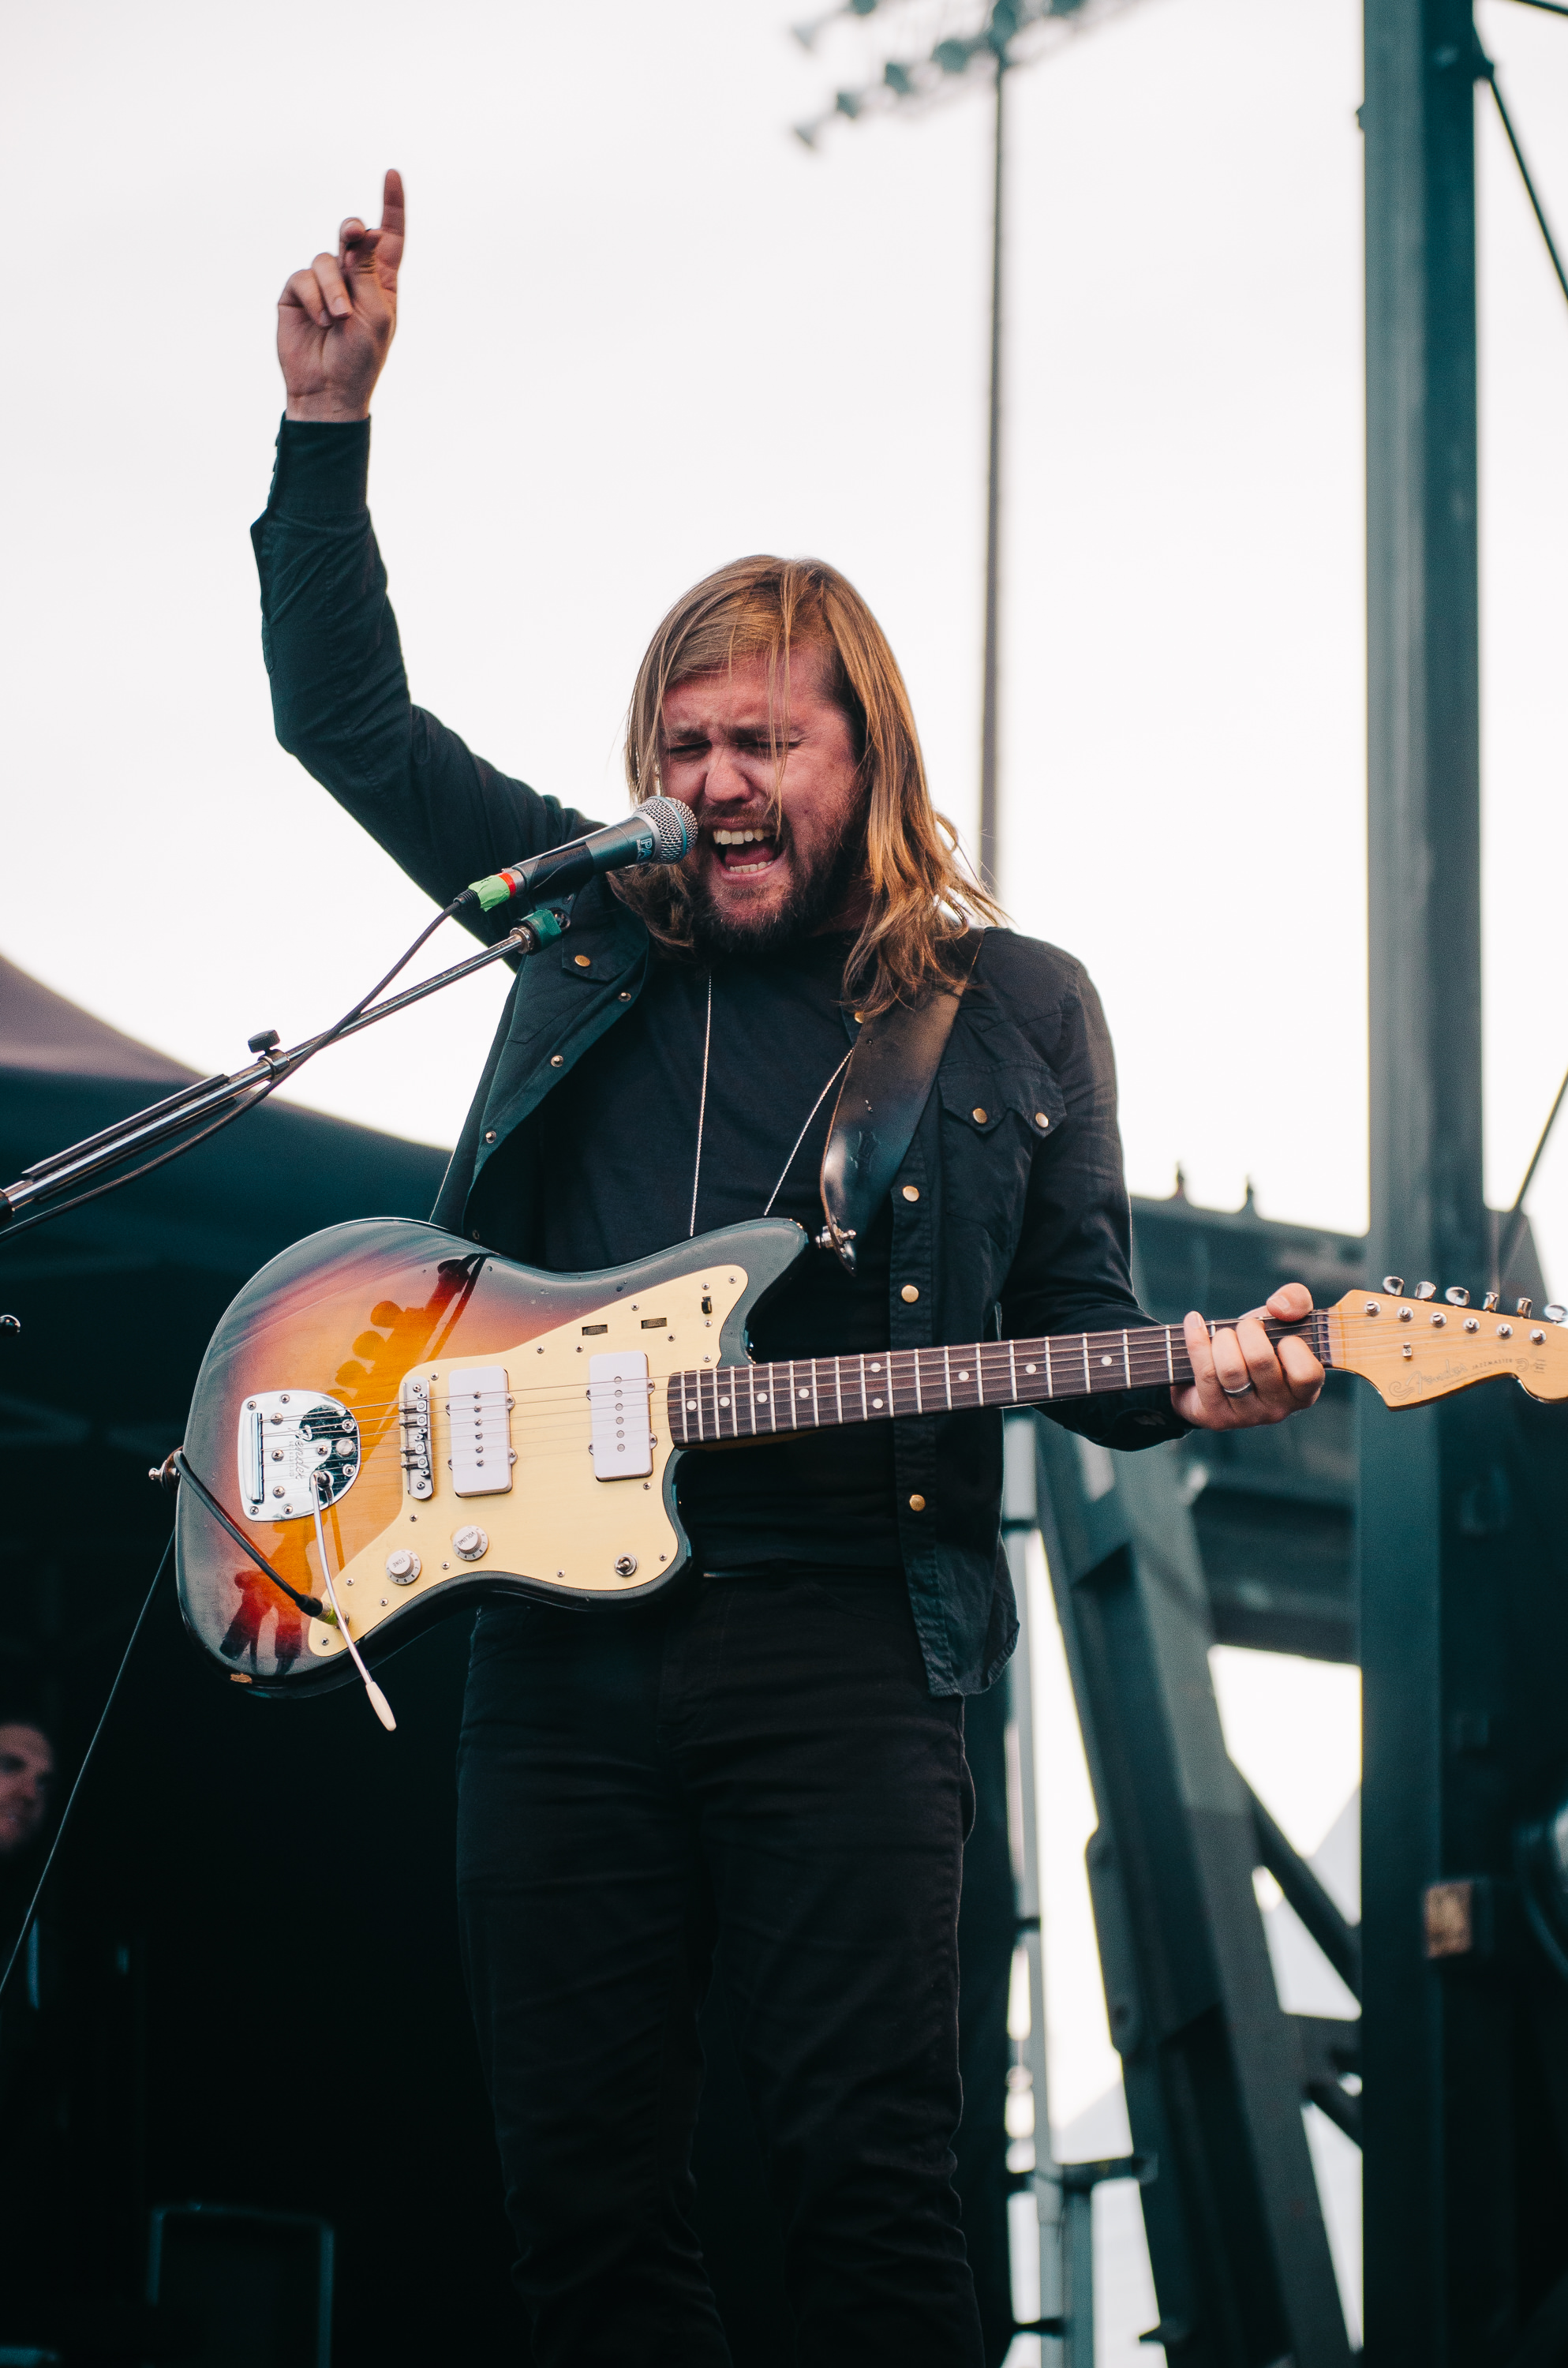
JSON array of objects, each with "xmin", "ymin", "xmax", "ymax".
[{"xmin": 455, "ymin": 1568, "xmax": 985, "ymax": 2366}]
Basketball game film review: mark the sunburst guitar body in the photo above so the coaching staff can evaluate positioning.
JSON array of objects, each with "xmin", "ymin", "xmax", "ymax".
[{"xmin": 176, "ymin": 1216, "xmax": 799, "ymax": 1696}]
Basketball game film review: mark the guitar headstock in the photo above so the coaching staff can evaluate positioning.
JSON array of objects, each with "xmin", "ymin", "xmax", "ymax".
[{"xmin": 1328, "ymin": 1278, "xmax": 1568, "ymax": 1410}]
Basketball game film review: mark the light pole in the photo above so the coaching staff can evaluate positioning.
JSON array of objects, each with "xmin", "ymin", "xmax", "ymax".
[
  {"xmin": 979, "ymin": 43, "xmax": 1008, "ymax": 894},
  {"xmin": 794, "ymin": 0, "xmax": 1146, "ymax": 898}
]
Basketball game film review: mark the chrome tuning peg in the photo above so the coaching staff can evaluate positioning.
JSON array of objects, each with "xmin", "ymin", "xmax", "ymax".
[
  {"xmin": 1544, "ymin": 1303, "xmax": 1567, "ymax": 1325},
  {"xmin": 1414, "ymin": 1281, "xmax": 1437, "ymax": 1302},
  {"xmin": 1516, "ymin": 1298, "xmax": 1533, "ymax": 1319},
  {"xmin": 1383, "ymin": 1276, "xmax": 1405, "ymax": 1295},
  {"xmin": 1483, "ymin": 1292, "xmax": 1500, "ymax": 1313},
  {"xmin": 1444, "ymin": 1286, "xmax": 1471, "ymax": 1306}
]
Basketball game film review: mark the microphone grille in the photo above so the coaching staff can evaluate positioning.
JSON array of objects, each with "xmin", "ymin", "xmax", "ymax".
[{"xmin": 641, "ymin": 796, "xmax": 695, "ymax": 863}]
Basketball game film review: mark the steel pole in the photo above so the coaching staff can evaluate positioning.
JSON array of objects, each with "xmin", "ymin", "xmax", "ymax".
[{"xmin": 1360, "ymin": 1, "xmax": 1487, "ymax": 2356}]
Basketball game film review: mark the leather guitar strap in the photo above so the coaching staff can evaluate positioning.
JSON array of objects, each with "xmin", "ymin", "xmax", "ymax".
[{"xmin": 816, "ymin": 931, "xmax": 984, "ymax": 1272}]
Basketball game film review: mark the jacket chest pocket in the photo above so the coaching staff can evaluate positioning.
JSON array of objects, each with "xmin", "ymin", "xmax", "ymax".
[{"xmin": 939, "ymin": 1069, "xmax": 1066, "ymax": 1254}]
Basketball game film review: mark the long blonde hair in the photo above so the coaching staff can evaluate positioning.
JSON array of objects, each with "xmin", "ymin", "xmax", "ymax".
[{"xmin": 613, "ymin": 554, "xmax": 1003, "ymax": 1015}]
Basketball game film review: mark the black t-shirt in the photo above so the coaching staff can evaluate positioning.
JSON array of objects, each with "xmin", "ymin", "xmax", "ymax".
[{"xmin": 523, "ymin": 934, "xmax": 900, "ymax": 1569}]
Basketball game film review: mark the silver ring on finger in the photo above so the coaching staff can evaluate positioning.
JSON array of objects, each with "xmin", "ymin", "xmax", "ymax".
[{"xmin": 1220, "ymin": 1379, "xmax": 1256, "ymax": 1398}]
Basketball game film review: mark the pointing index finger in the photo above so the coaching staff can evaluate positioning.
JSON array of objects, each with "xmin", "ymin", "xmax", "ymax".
[{"xmin": 378, "ymin": 168, "xmax": 406, "ymax": 274}]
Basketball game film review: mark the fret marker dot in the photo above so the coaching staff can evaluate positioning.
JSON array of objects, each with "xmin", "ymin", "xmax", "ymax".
[
  {"xmin": 758, "ymin": 1392, "xmax": 769, "ymax": 1403},
  {"xmin": 1100, "ymin": 1355, "xmax": 1113, "ymax": 1368},
  {"xmin": 872, "ymin": 1397, "xmax": 884, "ymax": 1409},
  {"xmin": 1024, "ymin": 1364, "xmax": 1036, "ymax": 1374},
  {"xmin": 870, "ymin": 1362, "xmax": 881, "ymax": 1372},
  {"xmin": 799, "ymin": 1388, "xmax": 811, "ymax": 1399},
  {"xmin": 958, "ymin": 1370, "xmax": 970, "ymax": 1381},
  {"xmin": 686, "ymin": 1399, "xmax": 697, "ymax": 1411},
  {"xmin": 719, "ymin": 1396, "xmax": 730, "ymax": 1408}
]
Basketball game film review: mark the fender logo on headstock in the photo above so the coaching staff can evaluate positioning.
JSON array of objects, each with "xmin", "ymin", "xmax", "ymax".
[{"xmin": 1328, "ymin": 1285, "xmax": 1568, "ymax": 1410}]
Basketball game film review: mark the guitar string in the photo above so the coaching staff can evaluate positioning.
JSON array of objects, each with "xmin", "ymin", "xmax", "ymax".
[
  {"xmin": 287, "ymin": 1313, "xmax": 1333, "ymax": 1420},
  {"xmin": 277, "ymin": 1331, "xmax": 1337, "ymax": 1471},
  {"xmin": 241, "ymin": 1331, "xmax": 1352, "ymax": 1497},
  {"xmin": 290, "ymin": 1366, "xmax": 1328, "ymax": 1444}
]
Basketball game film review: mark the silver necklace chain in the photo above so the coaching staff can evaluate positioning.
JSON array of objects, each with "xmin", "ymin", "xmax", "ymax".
[{"xmin": 687, "ymin": 972, "xmax": 851, "ymax": 1239}]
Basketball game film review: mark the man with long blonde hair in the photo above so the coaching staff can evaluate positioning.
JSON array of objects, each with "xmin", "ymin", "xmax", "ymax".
[{"xmin": 256, "ymin": 173, "xmax": 1323, "ymax": 2366}]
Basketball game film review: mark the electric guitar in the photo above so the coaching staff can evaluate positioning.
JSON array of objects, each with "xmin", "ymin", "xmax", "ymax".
[{"xmin": 172, "ymin": 1216, "xmax": 1568, "ymax": 1699}]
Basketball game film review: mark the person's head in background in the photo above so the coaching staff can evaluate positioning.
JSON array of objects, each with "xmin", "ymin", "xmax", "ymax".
[{"xmin": 0, "ymin": 1712, "xmax": 54, "ymax": 1860}]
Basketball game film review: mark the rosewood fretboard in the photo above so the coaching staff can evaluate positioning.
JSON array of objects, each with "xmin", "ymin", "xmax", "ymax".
[{"xmin": 666, "ymin": 1312, "xmax": 1332, "ymax": 1447}]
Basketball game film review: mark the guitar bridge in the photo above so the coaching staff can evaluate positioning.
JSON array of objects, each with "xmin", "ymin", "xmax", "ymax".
[{"xmin": 399, "ymin": 1374, "xmax": 434, "ymax": 1501}]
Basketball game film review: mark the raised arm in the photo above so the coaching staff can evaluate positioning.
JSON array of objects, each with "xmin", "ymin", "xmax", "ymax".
[{"xmin": 253, "ymin": 170, "xmax": 601, "ymax": 933}]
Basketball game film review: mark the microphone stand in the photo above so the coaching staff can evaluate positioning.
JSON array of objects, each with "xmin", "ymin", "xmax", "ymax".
[
  {"xmin": 0, "ymin": 897, "xmax": 581, "ymax": 1887},
  {"xmin": 0, "ymin": 905, "xmax": 567, "ymax": 1242}
]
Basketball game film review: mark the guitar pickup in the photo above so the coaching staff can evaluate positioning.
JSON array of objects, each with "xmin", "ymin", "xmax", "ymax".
[
  {"xmin": 445, "ymin": 1366, "xmax": 515, "ymax": 1497},
  {"xmin": 589, "ymin": 1353, "xmax": 653, "ymax": 1480}
]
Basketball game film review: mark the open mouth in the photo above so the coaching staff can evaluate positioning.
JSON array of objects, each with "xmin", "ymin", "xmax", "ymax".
[{"xmin": 708, "ymin": 825, "xmax": 784, "ymax": 879}]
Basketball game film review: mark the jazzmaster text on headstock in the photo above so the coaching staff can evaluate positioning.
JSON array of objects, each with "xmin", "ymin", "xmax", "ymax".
[{"xmin": 1330, "ymin": 1287, "xmax": 1568, "ymax": 1410}]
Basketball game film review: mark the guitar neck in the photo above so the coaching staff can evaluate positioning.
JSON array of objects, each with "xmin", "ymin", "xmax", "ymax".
[{"xmin": 666, "ymin": 1311, "xmax": 1333, "ymax": 1447}]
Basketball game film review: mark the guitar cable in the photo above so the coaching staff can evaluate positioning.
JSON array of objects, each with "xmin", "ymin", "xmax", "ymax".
[
  {"xmin": 171, "ymin": 1452, "xmax": 325, "ymax": 1621},
  {"xmin": 0, "ymin": 1529, "xmax": 174, "ymax": 2010},
  {"xmin": 170, "ymin": 1456, "xmax": 396, "ymax": 1732}
]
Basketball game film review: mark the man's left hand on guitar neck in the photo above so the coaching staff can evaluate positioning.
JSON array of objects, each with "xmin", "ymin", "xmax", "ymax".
[{"xmin": 1173, "ymin": 1283, "xmax": 1324, "ymax": 1431}]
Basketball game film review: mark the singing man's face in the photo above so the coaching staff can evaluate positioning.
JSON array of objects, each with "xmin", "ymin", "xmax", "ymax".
[
  {"xmin": 659, "ymin": 643, "xmax": 868, "ymax": 954},
  {"xmin": 0, "ymin": 1724, "xmax": 54, "ymax": 1857}
]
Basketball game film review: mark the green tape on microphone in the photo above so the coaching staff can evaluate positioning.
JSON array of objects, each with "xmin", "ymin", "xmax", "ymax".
[{"xmin": 468, "ymin": 865, "xmax": 530, "ymax": 912}]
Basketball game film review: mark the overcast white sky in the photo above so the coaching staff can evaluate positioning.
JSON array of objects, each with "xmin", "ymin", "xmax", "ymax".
[
  {"xmin": 16, "ymin": 7, "xmax": 1561, "ymax": 2347},
  {"xmin": 3, "ymin": 0, "xmax": 1566, "ymax": 1287}
]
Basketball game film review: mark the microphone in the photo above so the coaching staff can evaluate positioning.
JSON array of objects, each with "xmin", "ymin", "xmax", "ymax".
[{"xmin": 464, "ymin": 796, "xmax": 694, "ymax": 913}]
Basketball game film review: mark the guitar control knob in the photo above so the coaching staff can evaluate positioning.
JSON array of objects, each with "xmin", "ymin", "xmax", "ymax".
[
  {"xmin": 1415, "ymin": 1282, "xmax": 1437, "ymax": 1301},
  {"xmin": 452, "ymin": 1526, "xmax": 488, "ymax": 1561},
  {"xmin": 1444, "ymin": 1287, "xmax": 1470, "ymax": 1306},
  {"xmin": 1383, "ymin": 1276, "xmax": 1405, "ymax": 1295},
  {"xmin": 385, "ymin": 1549, "xmax": 421, "ymax": 1586}
]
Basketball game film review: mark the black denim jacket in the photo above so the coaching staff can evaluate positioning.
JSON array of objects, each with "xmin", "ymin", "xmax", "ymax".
[{"xmin": 251, "ymin": 419, "xmax": 1187, "ymax": 1695}]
